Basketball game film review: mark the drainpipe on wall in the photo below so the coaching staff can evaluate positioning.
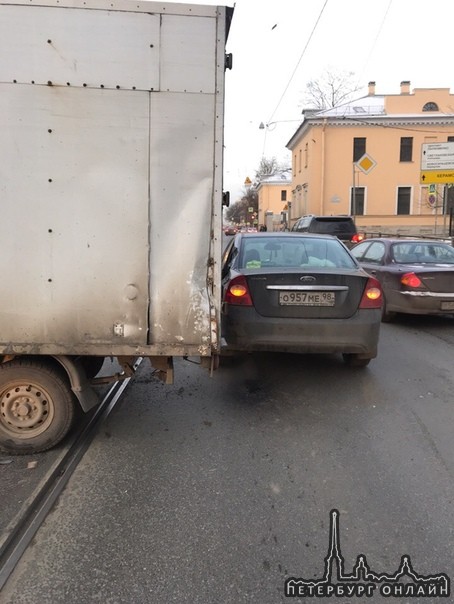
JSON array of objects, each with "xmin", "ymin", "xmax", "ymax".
[{"xmin": 320, "ymin": 119, "xmax": 327, "ymax": 215}]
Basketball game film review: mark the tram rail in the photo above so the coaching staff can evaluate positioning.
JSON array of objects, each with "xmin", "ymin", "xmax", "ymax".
[{"xmin": 0, "ymin": 359, "xmax": 141, "ymax": 591}]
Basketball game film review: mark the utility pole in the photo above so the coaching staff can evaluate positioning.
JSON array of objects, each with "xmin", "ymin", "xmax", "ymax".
[{"xmin": 352, "ymin": 162, "xmax": 356, "ymax": 217}]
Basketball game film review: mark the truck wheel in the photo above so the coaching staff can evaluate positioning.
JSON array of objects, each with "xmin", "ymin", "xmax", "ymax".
[{"xmin": 0, "ymin": 360, "xmax": 76, "ymax": 454}]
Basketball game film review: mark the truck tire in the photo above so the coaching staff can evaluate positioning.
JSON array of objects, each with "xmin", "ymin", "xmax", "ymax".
[{"xmin": 0, "ymin": 360, "xmax": 76, "ymax": 454}]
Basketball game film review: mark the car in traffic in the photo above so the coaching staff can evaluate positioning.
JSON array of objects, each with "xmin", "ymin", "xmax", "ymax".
[
  {"xmin": 221, "ymin": 232, "xmax": 383, "ymax": 366},
  {"xmin": 350, "ymin": 238, "xmax": 454, "ymax": 321},
  {"xmin": 224, "ymin": 225, "xmax": 237, "ymax": 236},
  {"xmin": 291, "ymin": 214, "xmax": 363, "ymax": 248}
]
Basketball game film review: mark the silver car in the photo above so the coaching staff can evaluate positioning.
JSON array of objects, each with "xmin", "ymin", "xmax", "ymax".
[{"xmin": 221, "ymin": 233, "xmax": 383, "ymax": 367}]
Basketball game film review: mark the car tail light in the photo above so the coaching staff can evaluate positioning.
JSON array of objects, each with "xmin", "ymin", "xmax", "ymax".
[
  {"xmin": 224, "ymin": 275, "xmax": 253, "ymax": 306},
  {"xmin": 359, "ymin": 277, "xmax": 383, "ymax": 309},
  {"xmin": 351, "ymin": 233, "xmax": 365, "ymax": 244},
  {"xmin": 401, "ymin": 272, "xmax": 423, "ymax": 288}
]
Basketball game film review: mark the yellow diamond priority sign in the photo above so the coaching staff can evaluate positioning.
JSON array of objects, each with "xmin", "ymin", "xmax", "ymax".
[{"xmin": 356, "ymin": 153, "xmax": 377, "ymax": 175}]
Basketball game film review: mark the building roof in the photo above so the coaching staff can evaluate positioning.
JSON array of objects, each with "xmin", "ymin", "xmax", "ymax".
[
  {"xmin": 256, "ymin": 168, "xmax": 292, "ymax": 188},
  {"xmin": 316, "ymin": 94, "xmax": 385, "ymax": 118},
  {"xmin": 287, "ymin": 85, "xmax": 454, "ymax": 149}
]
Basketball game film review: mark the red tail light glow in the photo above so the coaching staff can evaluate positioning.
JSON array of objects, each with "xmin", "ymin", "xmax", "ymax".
[
  {"xmin": 351, "ymin": 233, "xmax": 365, "ymax": 244},
  {"xmin": 401, "ymin": 272, "xmax": 423, "ymax": 288},
  {"xmin": 359, "ymin": 277, "xmax": 383, "ymax": 309},
  {"xmin": 224, "ymin": 275, "xmax": 253, "ymax": 306}
]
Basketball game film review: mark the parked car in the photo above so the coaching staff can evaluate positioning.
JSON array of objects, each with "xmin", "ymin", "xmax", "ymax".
[
  {"xmin": 221, "ymin": 232, "xmax": 383, "ymax": 366},
  {"xmin": 291, "ymin": 215, "xmax": 363, "ymax": 248},
  {"xmin": 350, "ymin": 238, "xmax": 454, "ymax": 321}
]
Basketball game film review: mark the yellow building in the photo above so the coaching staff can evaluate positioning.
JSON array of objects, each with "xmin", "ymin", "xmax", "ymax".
[
  {"xmin": 286, "ymin": 81, "xmax": 454, "ymax": 235},
  {"xmin": 256, "ymin": 169, "xmax": 293, "ymax": 230}
]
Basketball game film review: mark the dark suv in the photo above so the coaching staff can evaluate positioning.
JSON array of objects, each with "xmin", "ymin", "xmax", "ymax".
[{"xmin": 291, "ymin": 215, "xmax": 362, "ymax": 248}]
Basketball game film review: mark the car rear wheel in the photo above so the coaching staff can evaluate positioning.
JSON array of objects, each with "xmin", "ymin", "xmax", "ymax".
[{"xmin": 342, "ymin": 353, "xmax": 371, "ymax": 367}]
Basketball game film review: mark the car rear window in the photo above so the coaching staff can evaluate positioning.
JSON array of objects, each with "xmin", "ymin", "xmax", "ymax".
[
  {"xmin": 392, "ymin": 242, "xmax": 454, "ymax": 264},
  {"xmin": 239, "ymin": 237, "xmax": 357, "ymax": 269},
  {"xmin": 309, "ymin": 218, "xmax": 357, "ymax": 235}
]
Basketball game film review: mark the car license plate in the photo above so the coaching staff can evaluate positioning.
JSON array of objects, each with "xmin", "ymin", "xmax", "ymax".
[
  {"xmin": 441, "ymin": 301, "xmax": 454, "ymax": 311},
  {"xmin": 278, "ymin": 291, "xmax": 335, "ymax": 306}
]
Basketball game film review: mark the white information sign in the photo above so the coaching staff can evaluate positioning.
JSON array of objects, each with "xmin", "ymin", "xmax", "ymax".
[{"xmin": 421, "ymin": 142, "xmax": 454, "ymax": 170}]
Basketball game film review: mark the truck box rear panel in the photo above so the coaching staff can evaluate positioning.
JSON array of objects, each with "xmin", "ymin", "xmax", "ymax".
[{"xmin": 0, "ymin": 0, "xmax": 225, "ymax": 356}]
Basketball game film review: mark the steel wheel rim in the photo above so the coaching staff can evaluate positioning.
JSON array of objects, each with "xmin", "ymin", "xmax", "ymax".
[{"xmin": 0, "ymin": 382, "xmax": 55, "ymax": 438}]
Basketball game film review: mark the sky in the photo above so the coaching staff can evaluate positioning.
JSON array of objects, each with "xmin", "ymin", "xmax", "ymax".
[{"xmin": 165, "ymin": 0, "xmax": 454, "ymax": 201}]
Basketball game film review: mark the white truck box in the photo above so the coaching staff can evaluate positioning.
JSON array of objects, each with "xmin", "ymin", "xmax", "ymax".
[{"xmin": 0, "ymin": 0, "xmax": 233, "ymax": 453}]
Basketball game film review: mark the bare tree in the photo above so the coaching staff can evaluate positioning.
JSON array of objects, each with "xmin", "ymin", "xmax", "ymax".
[
  {"xmin": 255, "ymin": 157, "xmax": 279, "ymax": 180},
  {"xmin": 225, "ymin": 187, "xmax": 258, "ymax": 224},
  {"xmin": 255, "ymin": 157, "xmax": 291, "ymax": 182},
  {"xmin": 225, "ymin": 157, "xmax": 290, "ymax": 224},
  {"xmin": 302, "ymin": 69, "xmax": 362, "ymax": 110}
]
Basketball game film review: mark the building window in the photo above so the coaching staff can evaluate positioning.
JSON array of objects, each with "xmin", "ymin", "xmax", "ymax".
[
  {"xmin": 353, "ymin": 138, "xmax": 366, "ymax": 162},
  {"xmin": 397, "ymin": 187, "xmax": 411, "ymax": 214},
  {"xmin": 400, "ymin": 137, "xmax": 413, "ymax": 162},
  {"xmin": 298, "ymin": 149, "xmax": 302, "ymax": 173},
  {"xmin": 293, "ymin": 154, "xmax": 297, "ymax": 177},
  {"xmin": 448, "ymin": 136, "xmax": 454, "ymax": 142},
  {"xmin": 422, "ymin": 102, "xmax": 439, "ymax": 112},
  {"xmin": 304, "ymin": 142, "xmax": 309, "ymax": 168},
  {"xmin": 350, "ymin": 187, "xmax": 365, "ymax": 215},
  {"xmin": 281, "ymin": 190, "xmax": 287, "ymax": 202}
]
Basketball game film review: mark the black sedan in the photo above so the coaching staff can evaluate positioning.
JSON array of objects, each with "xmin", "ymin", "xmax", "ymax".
[
  {"xmin": 350, "ymin": 238, "xmax": 454, "ymax": 321},
  {"xmin": 221, "ymin": 232, "xmax": 383, "ymax": 367}
]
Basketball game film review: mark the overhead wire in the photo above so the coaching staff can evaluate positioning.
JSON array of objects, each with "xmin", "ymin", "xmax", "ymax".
[
  {"xmin": 262, "ymin": 0, "xmax": 451, "ymax": 156},
  {"xmin": 355, "ymin": 0, "xmax": 394, "ymax": 89},
  {"xmin": 266, "ymin": 0, "xmax": 393, "ymax": 125},
  {"xmin": 266, "ymin": 0, "xmax": 330, "ymax": 126}
]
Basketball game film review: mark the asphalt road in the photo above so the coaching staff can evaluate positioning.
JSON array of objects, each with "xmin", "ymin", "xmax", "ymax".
[{"xmin": 1, "ymin": 315, "xmax": 454, "ymax": 603}]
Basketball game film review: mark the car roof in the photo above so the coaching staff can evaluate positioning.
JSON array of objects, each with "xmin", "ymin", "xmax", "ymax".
[
  {"xmin": 309, "ymin": 215, "xmax": 354, "ymax": 219},
  {"xmin": 296, "ymin": 214, "xmax": 355, "ymax": 221},
  {"xmin": 300, "ymin": 214, "xmax": 353, "ymax": 218},
  {"xmin": 359, "ymin": 237, "xmax": 449, "ymax": 244},
  {"xmin": 235, "ymin": 232, "xmax": 338, "ymax": 241}
]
